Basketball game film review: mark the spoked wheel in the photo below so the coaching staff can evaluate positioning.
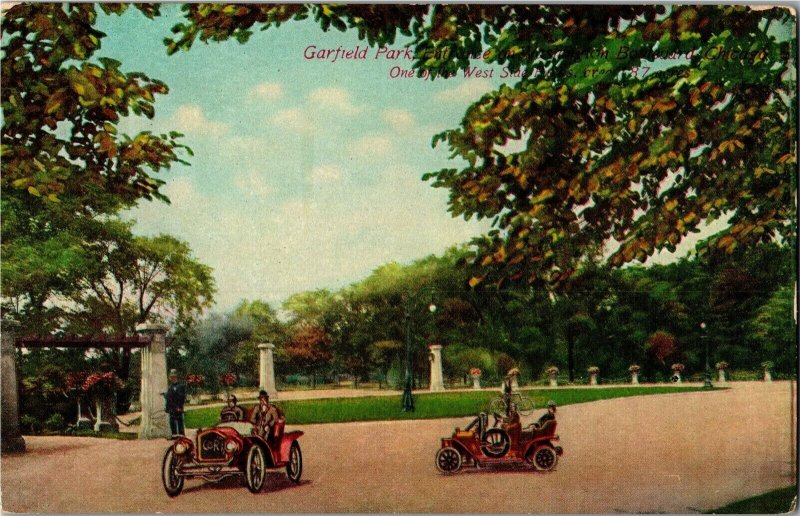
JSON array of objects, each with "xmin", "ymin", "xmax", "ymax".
[
  {"xmin": 529, "ymin": 445, "xmax": 558, "ymax": 471},
  {"xmin": 246, "ymin": 445, "xmax": 267, "ymax": 493},
  {"xmin": 286, "ymin": 441, "xmax": 302, "ymax": 484},
  {"xmin": 161, "ymin": 448, "xmax": 184, "ymax": 497},
  {"xmin": 435, "ymin": 446, "xmax": 462, "ymax": 474},
  {"xmin": 516, "ymin": 396, "xmax": 535, "ymax": 416},
  {"xmin": 481, "ymin": 428, "xmax": 510, "ymax": 458}
]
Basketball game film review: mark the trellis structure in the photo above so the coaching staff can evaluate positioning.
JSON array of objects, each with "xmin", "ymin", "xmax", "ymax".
[{"xmin": 1, "ymin": 321, "xmax": 171, "ymax": 452}]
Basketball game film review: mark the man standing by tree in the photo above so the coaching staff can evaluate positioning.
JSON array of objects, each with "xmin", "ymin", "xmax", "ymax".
[{"xmin": 163, "ymin": 369, "xmax": 186, "ymax": 436}]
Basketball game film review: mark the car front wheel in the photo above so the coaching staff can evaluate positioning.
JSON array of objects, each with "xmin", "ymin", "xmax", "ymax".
[
  {"xmin": 161, "ymin": 448, "xmax": 184, "ymax": 497},
  {"xmin": 435, "ymin": 446, "xmax": 462, "ymax": 473},
  {"xmin": 286, "ymin": 441, "xmax": 302, "ymax": 484},
  {"xmin": 246, "ymin": 445, "xmax": 267, "ymax": 493}
]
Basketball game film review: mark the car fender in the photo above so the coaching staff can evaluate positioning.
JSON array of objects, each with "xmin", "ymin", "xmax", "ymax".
[
  {"xmin": 523, "ymin": 439, "xmax": 553, "ymax": 458},
  {"xmin": 278, "ymin": 431, "xmax": 304, "ymax": 462},
  {"xmin": 242, "ymin": 435, "xmax": 276, "ymax": 468}
]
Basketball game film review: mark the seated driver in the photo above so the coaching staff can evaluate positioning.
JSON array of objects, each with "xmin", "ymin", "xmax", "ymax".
[
  {"xmin": 220, "ymin": 394, "xmax": 244, "ymax": 422},
  {"xmin": 532, "ymin": 400, "xmax": 557, "ymax": 429},
  {"xmin": 250, "ymin": 390, "xmax": 280, "ymax": 440},
  {"xmin": 501, "ymin": 402, "xmax": 521, "ymax": 443}
]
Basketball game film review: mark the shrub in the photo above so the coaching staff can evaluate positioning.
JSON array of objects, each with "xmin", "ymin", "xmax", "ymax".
[
  {"xmin": 20, "ymin": 414, "xmax": 41, "ymax": 435},
  {"xmin": 45, "ymin": 413, "xmax": 66, "ymax": 432},
  {"xmin": 646, "ymin": 331, "xmax": 680, "ymax": 364}
]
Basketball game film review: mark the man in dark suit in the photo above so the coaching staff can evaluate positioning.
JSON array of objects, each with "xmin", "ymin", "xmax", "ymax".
[
  {"xmin": 534, "ymin": 400, "xmax": 557, "ymax": 429},
  {"xmin": 164, "ymin": 369, "xmax": 186, "ymax": 436}
]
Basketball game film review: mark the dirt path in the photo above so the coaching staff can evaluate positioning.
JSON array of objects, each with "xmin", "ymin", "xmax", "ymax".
[{"xmin": 2, "ymin": 382, "xmax": 795, "ymax": 513}]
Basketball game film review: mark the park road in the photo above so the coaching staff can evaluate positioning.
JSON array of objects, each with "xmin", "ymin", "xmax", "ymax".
[{"xmin": 1, "ymin": 381, "xmax": 796, "ymax": 513}]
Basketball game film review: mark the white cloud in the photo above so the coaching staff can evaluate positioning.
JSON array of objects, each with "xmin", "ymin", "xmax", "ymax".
[
  {"xmin": 383, "ymin": 108, "xmax": 414, "ymax": 131},
  {"xmin": 162, "ymin": 176, "xmax": 202, "ymax": 205},
  {"xmin": 171, "ymin": 104, "xmax": 229, "ymax": 136},
  {"xmin": 435, "ymin": 79, "xmax": 493, "ymax": 103},
  {"xmin": 234, "ymin": 170, "xmax": 272, "ymax": 197},
  {"xmin": 270, "ymin": 108, "xmax": 314, "ymax": 134},
  {"xmin": 309, "ymin": 87, "xmax": 361, "ymax": 115},
  {"xmin": 309, "ymin": 165, "xmax": 343, "ymax": 184},
  {"xmin": 348, "ymin": 135, "xmax": 396, "ymax": 160},
  {"xmin": 250, "ymin": 82, "xmax": 284, "ymax": 101}
]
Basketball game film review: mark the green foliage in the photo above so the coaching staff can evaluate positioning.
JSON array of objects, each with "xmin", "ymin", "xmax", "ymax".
[
  {"xmin": 44, "ymin": 413, "xmax": 66, "ymax": 432},
  {"xmin": 175, "ymin": 313, "xmax": 253, "ymax": 394},
  {"xmin": 2, "ymin": 3, "xmax": 188, "ymax": 209},
  {"xmin": 20, "ymin": 415, "xmax": 41, "ymax": 435}
]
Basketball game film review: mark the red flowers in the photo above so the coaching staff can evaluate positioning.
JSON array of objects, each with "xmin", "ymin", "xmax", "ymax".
[
  {"xmin": 65, "ymin": 372, "xmax": 89, "ymax": 390},
  {"xmin": 186, "ymin": 373, "xmax": 205, "ymax": 386},
  {"xmin": 219, "ymin": 372, "xmax": 237, "ymax": 387},
  {"xmin": 66, "ymin": 371, "xmax": 123, "ymax": 396}
]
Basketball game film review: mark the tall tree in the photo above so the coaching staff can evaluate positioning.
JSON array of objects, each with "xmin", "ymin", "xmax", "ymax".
[
  {"xmin": 2, "ymin": 4, "xmax": 192, "ymax": 329},
  {"xmin": 284, "ymin": 324, "xmax": 333, "ymax": 387}
]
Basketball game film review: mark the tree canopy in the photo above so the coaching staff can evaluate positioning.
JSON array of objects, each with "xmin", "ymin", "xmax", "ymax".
[{"xmin": 164, "ymin": 4, "xmax": 797, "ymax": 289}]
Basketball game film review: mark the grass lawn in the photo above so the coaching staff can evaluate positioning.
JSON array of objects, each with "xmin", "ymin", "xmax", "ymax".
[
  {"xmin": 184, "ymin": 385, "xmax": 710, "ymax": 428},
  {"xmin": 706, "ymin": 485, "xmax": 797, "ymax": 513}
]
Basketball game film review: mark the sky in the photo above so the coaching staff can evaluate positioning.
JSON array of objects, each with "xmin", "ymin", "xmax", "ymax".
[{"xmin": 95, "ymin": 6, "xmax": 732, "ymax": 312}]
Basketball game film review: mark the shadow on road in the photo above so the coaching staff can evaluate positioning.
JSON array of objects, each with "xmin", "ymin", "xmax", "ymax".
[{"xmin": 180, "ymin": 473, "xmax": 310, "ymax": 495}]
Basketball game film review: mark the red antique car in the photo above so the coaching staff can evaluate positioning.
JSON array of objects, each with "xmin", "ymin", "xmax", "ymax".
[
  {"xmin": 435, "ymin": 411, "xmax": 563, "ymax": 473},
  {"xmin": 161, "ymin": 415, "xmax": 303, "ymax": 496}
]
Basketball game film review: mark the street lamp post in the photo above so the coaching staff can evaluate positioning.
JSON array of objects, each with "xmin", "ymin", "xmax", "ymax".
[
  {"xmin": 401, "ymin": 291, "xmax": 436, "ymax": 412},
  {"xmin": 701, "ymin": 322, "xmax": 712, "ymax": 388}
]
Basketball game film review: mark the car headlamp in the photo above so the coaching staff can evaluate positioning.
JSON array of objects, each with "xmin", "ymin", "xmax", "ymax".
[{"xmin": 174, "ymin": 442, "xmax": 188, "ymax": 454}]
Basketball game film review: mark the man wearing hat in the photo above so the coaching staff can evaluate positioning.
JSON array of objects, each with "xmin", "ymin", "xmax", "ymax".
[
  {"xmin": 533, "ymin": 400, "xmax": 557, "ymax": 429},
  {"xmin": 164, "ymin": 369, "xmax": 186, "ymax": 436},
  {"xmin": 249, "ymin": 390, "xmax": 279, "ymax": 440}
]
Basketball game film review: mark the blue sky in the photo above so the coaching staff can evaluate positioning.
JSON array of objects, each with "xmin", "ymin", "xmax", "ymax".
[
  {"xmin": 97, "ymin": 7, "xmax": 505, "ymax": 311},
  {"xmin": 95, "ymin": 6, "xmax": 737, "ymax": 312}
]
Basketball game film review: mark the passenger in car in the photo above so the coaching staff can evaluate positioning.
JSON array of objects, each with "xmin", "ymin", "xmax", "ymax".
[{"xmin": 249, "ymin": 390, "xmax": 280, "ymax": 440}]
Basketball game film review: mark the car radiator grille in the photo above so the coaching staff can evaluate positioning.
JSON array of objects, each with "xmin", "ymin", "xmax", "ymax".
[{"xmin": 198, "ymin": 432, "xmax": 227, "ymax": 461}]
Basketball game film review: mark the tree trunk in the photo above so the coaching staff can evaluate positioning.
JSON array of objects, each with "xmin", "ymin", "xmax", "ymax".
[{"xmin": 567, "ymin": 336, "xmax": 575, "ymax": 382}]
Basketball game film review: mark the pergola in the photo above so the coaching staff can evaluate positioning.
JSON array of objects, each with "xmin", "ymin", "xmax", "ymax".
[{"xmin": 1, "ymin": 322, "xmax": 171, "ymax": 452}]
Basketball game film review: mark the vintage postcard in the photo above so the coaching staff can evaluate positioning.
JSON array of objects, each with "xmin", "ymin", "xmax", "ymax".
[{"xmin": 1, "ymin": 3, "xmax": 797, "ymax": 513}]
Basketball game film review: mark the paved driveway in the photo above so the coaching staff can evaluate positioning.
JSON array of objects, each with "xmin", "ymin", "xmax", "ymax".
[{"xmin": 1, "ymin": 381, "xmax": 795, "ymax": 513}]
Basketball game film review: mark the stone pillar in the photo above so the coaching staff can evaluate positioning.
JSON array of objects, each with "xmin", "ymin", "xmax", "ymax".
[
  {"xmin": 1, "ymin": 319, "xmax": 25, "ymax": 452},
  {"xmin": 471, "ymin": 375, "xmax": 481, "ymax": 390},
  {"xmin": 428, "ymin": 344, "xmax": 445, "ymax": 392},
  {"xmin": 258, "ymin": 343, "xmax": 277, "ymax": 398},
  {"xmin": 136, "ymin": 323, "xmax": 170, "ymax": 439}
]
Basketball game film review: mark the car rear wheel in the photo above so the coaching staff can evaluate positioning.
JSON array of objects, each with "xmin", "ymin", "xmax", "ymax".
[
  {"xmin": 481, "ymin": 428, "xmax": 510, "ymax": 458},
  {"xmin": 246, "ymin": 445, "xmax": 266, "ymax": 493},
  {"xmin": 435, "ymin": 446, "xmax": 462, "ymax": 473},
  {"xmin": 161, "ymin": 448, "xmax": 184, "ymax": 497},
  {"xmin": 530, "ymin": 445, "xmax": 558, "ymax": 471},
  {"xmin": 286, "ymin": 441, "xmax": 302, "ymax": 484}
]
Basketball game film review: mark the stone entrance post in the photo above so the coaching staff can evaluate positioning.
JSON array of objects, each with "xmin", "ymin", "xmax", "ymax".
[
  {"xmin": 429, "ymin": 344, "xmax": 445, "ymax": 392},
  {"xmin": 258, "ymin": 343, "xmax": 277, "ymax": 397},
  {"xmin": 136, "ymin": 323, "xmax": 170, "ymax": 439},
  {"xmin": 1, "ymin": 318, "xmax": 25, "ymax": 452}
]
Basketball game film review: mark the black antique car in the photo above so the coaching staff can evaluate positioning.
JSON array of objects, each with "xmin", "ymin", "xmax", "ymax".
[{"xmin": 161, "ymin": 417, "xmax": 303, "ymax": 496}]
